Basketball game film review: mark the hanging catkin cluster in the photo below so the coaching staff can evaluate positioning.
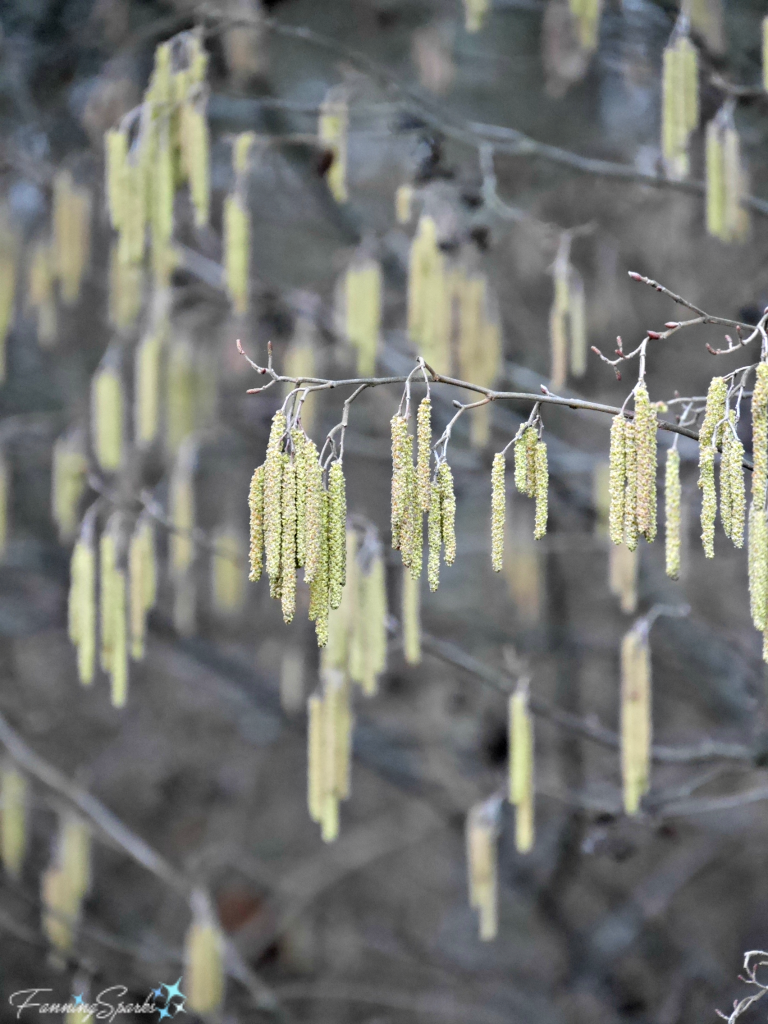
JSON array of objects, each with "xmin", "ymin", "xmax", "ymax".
[
  {"xmin": 706, "ymin": 104, "xmax": 749, "ymax": 244},
  {"xmin": 0, "ymin": 762, "xmax": 28, "ymax": 881},
  {"xmin": 466, "ymin": 799, "xmax": 499, "ymax": 941},
  {"xmin": 224, "ymin": 132, "xmax": 255, "ymax": 315},
  {"xmin": 661, "ymin": 22, "xmax": 699, "ymax": 180},
  {"xmin": 550, "ymin": 242, "xmax": 588, "ymax": 389},
  {"xmin": 608, "ymin": 388, "xmax": 658, "ymax": 552},
  {"xmin": 248, "ymin": 412, "xmax": 347, "ymax": 645},
  {"xmin": 41, "ymin": 811, "xmax": 91, "ymax": 956},
  {"xmin": 341, "ymin": 255, "xmax": 382, "ymax": 376},
  {"xmin": 324, "ymin": 528, "xmax": 388, "ymax": 696},
  {"xmin": 749, "ymin": 364, "xmax": 768, "ymax": 643},
  {"xmin": 509, "ymin": 682, "xmax": 535, "ymax": 853},
  {"xmin": 308, "ymin": 669, "xmax": 353, "ymax": 842},
  {"xmin": 620, "ymin": 625, "xmax": 652, "ymax": 816},
  {"xmin": 719, "ymin": 412, "xmax": 745, "ymax": 549},
  {"xmin": 698, "ymin": 376, "xmax": 727, "ymax": 558},
  {"xmin": 184, "ymin": 891, "xmax": 226, "ymax": 1015},
  {"xmin": 513, "ymin": 426, "xmax": 549, "ymax": 540},
  {"xmin": 318, "ymin": 87, "xmax": 348, "ymax": 203}
]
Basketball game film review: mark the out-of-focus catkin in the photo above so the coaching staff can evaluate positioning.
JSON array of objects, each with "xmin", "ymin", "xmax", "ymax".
[
  {"xmin": 318, "ymin": 89, "xmax": 348, "ymax": 203},
  {"xmin": 402, "ymin": 565, "xmax": 421, "ymax": 665},
  {"xmin": 184, "ymin": 892, "xmax": 225, "ymax": 1015},
  {"xmin": 0, "ymin": 764, "xmax": 28, "ymax": 880},
  {"xmin": 665, "ymin": 448, "xmax": 682, "ymax": 579},
  {"xmin": 509, "ymin": 684, "xmax": 535, "ymax": 853},
  {"xmin": 344, "ymin": 258, "xmax": 382, "ymax": 376},
  {"xmin": 53, "ymin": 170, "xmax": 91, "ymax": 306},
  {"xmin": 609, "ymin": 542, "xmax": 638, "ymax": 615},
  {"xmin": 466, "ymin": 801, "xmax": 498, "ymax": 941},
  {"xmin": 661, "ymin": 26, "xmax": 699, "ymax": 180},
  {"xmin": 464, "ymin": 0, "xmax": 490, "ymax": 33},
  {"xmin": 211, "ymin": 525, "xmax": 246, "ymax": 617},
  {"xmin": 491, "ymin": 452, "xmax": 505, "ymax": 572},
  {"xmin": 52, "ymin": 431, "xmax": 87, "ymax": 543},
  {"xmin": 621, "ymin": 625, "xmax": 651, "ymax": 815},
  {"xmin": 69, "ymin": 515, "xmax": 97, "ymax": 686},
  {"xmin": 129, "ymin": 514, "xmax": 156, "ymax": 661}
]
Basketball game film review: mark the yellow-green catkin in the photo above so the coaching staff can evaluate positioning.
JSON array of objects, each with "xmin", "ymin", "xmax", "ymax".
[
  {"xmin": 280, "ymin": 455, "xmax": 298, "ymax": 623},
  {"xmin": 69, "ymin": 515, "xmax": 97, "ymax": 686},
  {"xmin": 621, "ymin": 626, "xmax": 652, "ymax": 816},
  {"xmin": 303, "ymin": 440, "xmax": 324, "ymax": 584},
  {"xmin": 569, "ymin": 0, "xmax": 602, "ymax": 51},
  {"xmin": 108, "ymin": 243, "xmax": 144, "ymax": 330},
  {"xmin": 27, "ymin": 239, "xmax": 56, "ymax": 347},
  {"xmin": 390, "ymin": 415, "xmax": 410, "ymax": 549},
  {"xmin": 661, "ymin": 27, "xmax": 699, "ymax": 180},
  {"xmin": 749, "ymin": 364, "xmax": 768, "ymax": 633},
  {"xmin": 706, "ymin": 107, "xmax": 749, "ymax": 243},
  {"xmin": 307, "ymin": 670, "xmax": 353, "ymax": 839},
  {"xmin": 328, "ymin": 461, "xmax": 347, "ymax": 610},
  {"xmin": 720, "ymin": 414, "xmax": 745, "ymax": 548},
  {"xmin": 91, "ymin": 359, "xmax": 124, "ymax": 472},
  {"xmin": 354, "ymin": 548, "xmax": 388, "ymax": 694},
  {"xmin": 514, "ymin": 427, "xmax": 537, "ymax": 498},
  {"xmin": 0, "ymin": 211, "xmax": 17, "ymax": 381},
  {"xmin": 395, "ymin": 183, "xmax": 413, "ymax": 224},
  {"xmin": 284, "ymin": 321, "xmax": 317, "ymax": 433},
  {"xmin": 400, "ymin": 456, "xmax": 423, "ymax": 579},
  {"xmin": 416, "ymin": 398, "xmax": 432, "ymax": 513},
  {"xmin": 508, "ymin": 684, "xmax": 534, "ymax": 853},
  {"xmin": 466, "ymin": 802, "xmax": 498, "ymax": 941},
  {"xmin": 665, "ymin": 448, "xmax": 682, "ymax": 579},
  {"xmin": 568, "ymin": 267, "xmax": 588, "ymax": 377},
  {"xmin": 1, "ymin": 763, "xmax": 28, "ymax": 880},
  {"xmin": 428, "ymin": 479, "xmax": 442, "ymax": 592},
  {"xmin": 698, "ymin": 376, "xmax": 727, "ymax": 558},
  {"xmin": 633, "ymin": 384, "xmax": 658, "ymax": 542},
  {"xmin": 344, "ymin": 258, "xmax": 382, "ymax": 376},
  {"xmin": 164, "ymin": 335, "xmax": 197, "ymax": 459},
  {"xmin": 248, "ymin": 463, "xmax": 265, "ymax": 582},
  {"xmin": 169, "ymin": 441, "xmax": 197, "ymax": 582},
  {"xmin": 180, "ymin": 89, "xmax": 211, "ymax": 229},
  {"xmin": 224, "ymin": 134, "xmax": 254, "ymax": 315},
  {"xmin": 52, "ymin": 170, "xmax": 92, "ymax": 306},
  {"xmin": 491, "ymin": 452, "xmax": 505, "ymax": 572},
  {"xmin": 134, "ymin": 320, "xmax": 166, "ymax": 448},
  {"xmin": 42, "ymin": 812, "xmax": 91, "ymax": 955},
  {"xmin": 438, "ymin": 462, "xmax": 456, "ymax": 565},
  {"xmin": 550, "ymin": 250, "xmax": 569, "ymax": 391},
  {"xmin": 264, "ymin": 411, "xmax": 287, "ymax": 586},
  {"xmin": 608, "ymin": 416, "xmax": 627, "ymax": 545},
  {"xmin": 100, "ymin": 518, "xmax": 128, "ymax": 707},
  {"xmin": 623, "ymin": 420, "xmax": 639, "ymax": 552},
  {"xmin": 318, "ymin": 89, "xmax": 348, "ymax": 203},
  {"xmin": 51, "ymin": 432, "xmax": 88, "ymax": 543},
  {"xmin": 128, "ymin": 514, "xmax": 156, "ymax": 661},
  {"xmin": 609, "ymin": 540, "xmax": 638, "ymax": 614},
  {"xmin": 309, "ymin": 491, "xmax": 330, "ymax": 646},
  {"xmin": 464, "ymin": 0, "xmax": 490, "ymax": 33},
  {"xmin": 402, "ymin": 565, "xmax": 421, "ymax": 664},
  {"xmin": 211, "ymin": 525, "xmax": 246, "ymax": 617},
  {"xmin": 533, "ymin": 440, "xmax": 548, "ymax": 540},
  {"xmin": 184, "ymin": 892, "xmax": 225, "ymax": 1015}
]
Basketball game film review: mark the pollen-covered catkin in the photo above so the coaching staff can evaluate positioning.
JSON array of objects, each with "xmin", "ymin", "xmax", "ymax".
[
  {"xmin": 292, "ymin": 430, "xmax": 308, "ymax": 567},
  {"xmin": 390, "ymin": 415, "xmax": 410, "ymax": 549},
  {"xmin": 491, "ymin": 452, "xmax": 505, "ymax": 572},
  {"xmin": 400, "ymin": 459, "xmax": 423, "ymax": 579},
  {"xmin": 533, "ymin": 440, "xmax": 548, "ymax": 540},
  {"xmin": 428, "ymin": 479, "xmax": 442, "ymax": 592},
  {"xmin": 514, "ymin": 427, "xmax": 537, "ymax": 497},
  {"xmin": 264, "ymin": 411, "xmax": 286, "ymax": 584},
  {"xmin": 280, "ymin": 455, "xmax": 298, "ymax": 623},
  {"xmin": 633, "ymin": 384, "xmax": 658, "ymax": 542},
  {"xmin": 752, "ymin": 364, "xmax": 768, "ymax": 505},
  {"xmin": 416, "ymin": 398, "xmax": 432, "ymax": 512},
  {"xmin": 248, "ymin": 464, "xmax": 265, "ymax": 582},
  {"xmin": 402, "ymin": 566, "xmax": 421, "ymax": 664},
  {"xmin": 623, "ymin": 420, "xmax": 639, "ymax": 552},
  {"xmin": 665, "ymin": 448, "xmax": 681, "ymax": 579},
  {"xmin": 309, "ymin": 491, "xmax": 330, "ymax": 646},
  {"xmin": 438, "ymin": 462, "xmax": 456, "ymax": 565},
  {"xmin": 303, "ymin": 441, "xmax": 323, "ymax": 584},
  {"xmin": 621, "ymin": 626, "xmax": 652, "ymax": 816},
  {"xmin": 608, "ymin": 416, "xmax": 627, "ymax": 546},
  {"xmin": 328, "ymin": 461, "xmax": 347, "ymax": 610},
  {"xmin": 700, "ymin": 446, "xmax": 717, "ymax": 558},
  {"xmin": 724, "ymin": 415, "xmax": 745, "ymax": 548}
]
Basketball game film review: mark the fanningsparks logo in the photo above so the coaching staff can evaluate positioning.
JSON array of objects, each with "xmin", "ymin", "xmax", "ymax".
[{"xmin": 8, "ymin": 980, "xmax": 186, "ymax": 1021}]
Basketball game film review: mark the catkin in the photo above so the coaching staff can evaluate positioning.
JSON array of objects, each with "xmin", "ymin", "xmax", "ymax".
[
  {"xmin": 328, "ymin": 461, "xmax": 347, "ymax": 610},
  {"xmin": 390, "ymin": 415, "xmax": 410, "ymax": 549},
  {"xmin": 402, "ymin": 565, "xmax": 421, "ymax": 665},
  {"xmin": 69, "ymin": 520, "xmax": 97, "ymax": 686},
  {"xmin": 181, "ymin": 96, "xmax": 211, "ymax": 228},
  {"xmin": 128, "ymin": 515, "xmax": 156, "ymax": 661},
  {"xmin": 211, "ymin": 526, "xmax": 246, "ymax": 617},
  {"xmin": 169, "ymin": 442, "xmax": 196, "ymax": 581},
  {"xmin": 466, "ymin": 802, "xmax": 498, "ymax": 941},
  {"xmin": 609, "ymin": 541, "xmax": 638, "ymax": 614},
  {"xmin": 491, "ymin": 452, "xmax": 505, "ymax": 572},
  {"xmin": 533, "ymin": 440, "xmax": 548, "ymax": 540},
  {"xmin": 514, "ymin": 427, "xmax": 537, "ymax": 498},
  {"xmin": 134, "ymin": 322, "xmax": 165, "ymax": 448},
  {"xmin": 749, "ymin": 365, "xmax": 768, "ymax": 632},
  {"xmin": 91, "ymin": 361, "xmax": 124, "ymax": 473},
  {"xmin": 620, "ymin": 626, "xmax": 652, "ymax": 816},
  {"xmin": 224, "ymin": 194, "xmax": 250, "ymax": 315},
  {"xmin": 395, "ymin": 183, "xmax": 413, "ymax": 224},
  {"xmin": 509, "ymin": 685, "xmax": 535, "ymax": 853},
  {"xmin": 428, "ymin": 480, "xmax": 442, "ymax": 592},
  {"xmin": 303, "ymin": 440, "xmax": 324, "ymax": 584},
  {"xmin": 698, "ymin": 377, "xmax": 726, "ymax": 558},
  {"xmin": 752, "ymin": 363, "xmax": 768, "ymax": 505},
  {"xmin": 184, "ymin": 894, "xmax": 225, "ymax": 1015},
  {"xmin": 569, "ymin": 0, "xmax": 602, "ymax": 52},
  {"xmin": 633, "ymin": 384, "xmax": 658, "ymax": 542},
  {"xmin": 28, "ymin": 240, "xmax": 56, "ymax": 347},
  {"xmin": 248, "ymin": 463, "xmax": 265, "ymax": 582},
  {"xmin": 665, "ymin": 448, "xmax": 682, "ymax": 579},
  {"xmin": 464, "ymin": 0, "xmax": 490, "ymax": 32},
  {"xmin": 608, "ymin": 417, "xmax": 627, "ymax": 545},
  {"xmin": 264, "ymin": 411, "xmax": 287, "ymax": 584},
  {"xmin": 309, "ymin": 491, "xmax": 330, "ymax": 646},
  {"xmin": 438, "ymin": 462, "xmax": 456, "ymax": 565},
  {"xmin": 280, "ymin": 456, "xmax": 298, "ymax": 623},
  {"xmin": 318, "ymin": 90, "xmax": 348, "ymax": 203},
  {"xmin": 400, "ymin": 459, "xmax": 423, "ymax": 579},
  {"xmin": 722, "ymin": 415, "xmax": 745, "ymax": 548},
  {"xmin": 706, "ymin": 107, "xmax": 749, "ymax": 243},
  {"xmin": 661, "ymin": 28, "xmax": 699, "ymax": 180},
  {"xmin": 52, "ymin": 171, "xmax": 91, "ymax": 306},
  {"xmin": 52, "ymin": 432, "xmax": 88, "ymax": 543},
  {"xmin": 0, "ymin": 764, "xmax": 28, "ymax": 880},
  {"xmin": 344, "ymin": 258, "xmax": 382, "ymax": 376},
  {"xmin": 165, "ymin": 335, "xmax": 198, "ymax": 458},
  {"xmin": 416, "ymin": 397, "xmax": 432, "ymax": 513},
  {"xmin": 292, "ymin": 431, "xmax": 308, "ymax": 567},
  {"xmin": 623, "ymin": 420, "xmax": 639, "ymax": 552}
]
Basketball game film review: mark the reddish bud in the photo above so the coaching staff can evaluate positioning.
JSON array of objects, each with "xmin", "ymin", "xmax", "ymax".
[
  {"xmin": 647, "ymin": 330, "xmax": 661, "ymax": 339},
  {"xmin": 664, "ymin": 322, "xmax": 679, "ymax": 329},
  {"xmin": 628, "ymin": 272, "xmax": 643, "ymax": 281}
]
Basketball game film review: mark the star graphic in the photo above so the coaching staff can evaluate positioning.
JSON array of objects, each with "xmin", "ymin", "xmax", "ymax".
[
  {"xmin": 163, "ymin": 979, "xmax": 185, "ymax": 1003},
  {"xmin": 150, "ymin": 987, "xmax": 164, "ymax": 1001},
  {"xmin": 156, "ymin": 1006, "xmax": 172, "ymax": 1021},
  {"xmin": 72, "ymin": 994, "xmax": 84, "ymax": 1007},
  {"xmin": 171, "ymin": 1001, "xmax": 186, "ymax": 1016}
]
